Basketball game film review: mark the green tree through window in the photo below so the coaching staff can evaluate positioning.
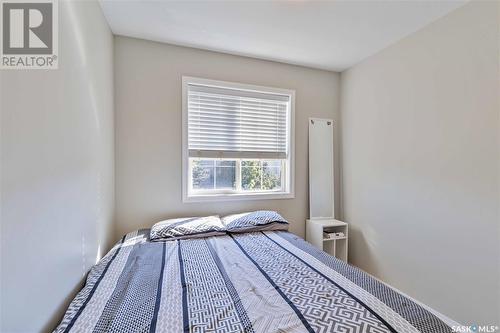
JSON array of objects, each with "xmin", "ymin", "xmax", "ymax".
[{"xmin": 192, "ymin": 159, "xmax": 281, "ymax": 191}]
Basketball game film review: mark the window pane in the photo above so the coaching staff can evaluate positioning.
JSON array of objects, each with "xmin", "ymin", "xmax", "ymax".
[
  {"xmin": 215, "ymin": 160, "xmax": 236, "ymax": 189},
  {"xmin": 192, "ymin": 159, "xmax": 284, "ymax": 193},
  {"xmin": 262, "ymin": 160, "xmax": 282, "ymax": 190},
  {"xmin": 192, "ymin": 159, "xmax": 214, "ymax": 189},
  {"xmin": 241, "ymin": 160, "xmax": 262, "ymax": 190},
  {"xmin": 263, "ymin": 160, "xmax": 281, "ymax": 168}
]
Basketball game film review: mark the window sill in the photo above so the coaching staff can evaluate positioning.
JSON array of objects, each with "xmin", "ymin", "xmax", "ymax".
[{"xmin": 183, "ymin": 191, "xmax": 295, "ymax": 203}]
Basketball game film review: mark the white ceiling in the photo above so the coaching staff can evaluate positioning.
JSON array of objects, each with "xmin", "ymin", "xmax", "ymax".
[{"xmin": 100, "ymin": 0, "xmax": 467, "ymax": 72}]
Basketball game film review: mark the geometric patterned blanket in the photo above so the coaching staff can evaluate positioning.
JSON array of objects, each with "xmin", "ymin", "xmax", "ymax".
[{"xmin": 54, "ymin": 230, "xmax": 454, "ymax": 333}]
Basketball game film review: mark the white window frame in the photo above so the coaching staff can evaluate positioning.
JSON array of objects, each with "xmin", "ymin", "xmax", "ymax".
[{"xmin": 182, "ymin": 76, "xmax": 295, "ymax": 202}]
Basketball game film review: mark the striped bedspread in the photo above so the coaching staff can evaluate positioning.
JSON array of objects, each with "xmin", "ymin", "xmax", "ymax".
[{"xmin": 55, "ymin": 230, "xmax": 453, "ymax": 333}]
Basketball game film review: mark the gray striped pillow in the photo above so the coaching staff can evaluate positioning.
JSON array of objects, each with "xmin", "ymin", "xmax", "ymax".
[
  {"xmin": 222, "ymin": 210, "xmax": 289, "ymax": 233},
  {"xmin": 150, "ymin": 215, "xmax": 225, "ymax": 241}
]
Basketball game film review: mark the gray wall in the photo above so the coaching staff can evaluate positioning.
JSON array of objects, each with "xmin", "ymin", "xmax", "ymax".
[
  {"xmin": 340, "ymin": 1, "xmax": 499, "ymax": 325},
  {"xmin": 114, "ymin": 37, "xmax": 341, "ymax": 238},
  {"xmin": 0, "ymin": 1, "xmax": 114, "ymax": 332}
]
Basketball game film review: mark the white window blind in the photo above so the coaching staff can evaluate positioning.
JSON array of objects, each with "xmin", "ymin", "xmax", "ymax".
[{"xmin": 188, "ymin": 84, "xmax": 290, "ymax": 159}]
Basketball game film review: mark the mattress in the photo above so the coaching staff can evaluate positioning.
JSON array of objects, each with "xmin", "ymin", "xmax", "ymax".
[{"xmin": 54, "ymin": 230, "xmax": 454, "ymax": 333}]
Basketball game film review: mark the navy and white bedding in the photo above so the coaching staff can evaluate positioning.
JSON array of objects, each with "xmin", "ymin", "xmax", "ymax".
[{"xmin": 54, "ymin": 230, "xmax": 454, "ymax": 333}]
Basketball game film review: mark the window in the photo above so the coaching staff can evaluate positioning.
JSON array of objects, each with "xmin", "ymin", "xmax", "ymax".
[{"xmin": 182, "ymin": 77, "xmax": 295, "ymax": 202}]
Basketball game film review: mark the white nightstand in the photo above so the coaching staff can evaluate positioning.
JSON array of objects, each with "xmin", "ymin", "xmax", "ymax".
[{"xmin": 306, "ymin": 218, "xmax": 348, "ymax": 262}]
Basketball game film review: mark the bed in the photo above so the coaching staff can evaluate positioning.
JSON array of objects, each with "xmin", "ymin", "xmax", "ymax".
[{"xmin": 54, "ymin": 229, "xmax": 455, "ymax": 333}]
